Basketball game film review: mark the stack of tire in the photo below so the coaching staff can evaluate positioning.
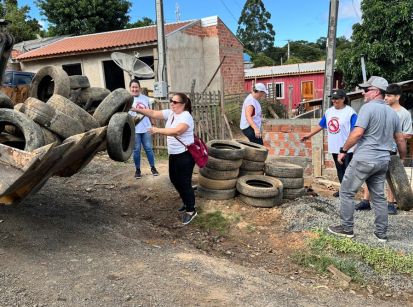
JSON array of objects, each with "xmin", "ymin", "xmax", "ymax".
[
  {"xmin": 264, "ymin": 161, "xmax": 306, "ymax": 200},
  {"xmin": 235, "ymin": 139, "xmax": 268, "ymax": 176},
  {"xmin": 237, "ymin": 175, "xmax": 283, "ymax": 208},
  {"xmin": 197, "ymin": 140, "xmax": 245, "ymax": 200}
]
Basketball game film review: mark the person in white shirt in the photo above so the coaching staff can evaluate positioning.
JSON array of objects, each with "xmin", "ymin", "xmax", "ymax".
[
  {"xmin": 131, "ymin": 93, "xmax": 197, "ymax": 225},
  {"xmin": 240, "ymin": 83, "xmax": 268, "ymax": 145},
  {"xmin": 128, "ymin": 79, "xmax": 159, "ymax": 179}
]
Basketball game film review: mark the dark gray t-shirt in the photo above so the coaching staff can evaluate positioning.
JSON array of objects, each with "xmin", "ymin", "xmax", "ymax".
[{"xmin": 353, "ymin": 99, "xmax": 401, "ymax": 161}]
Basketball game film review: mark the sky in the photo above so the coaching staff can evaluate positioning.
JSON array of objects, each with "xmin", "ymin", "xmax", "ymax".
[{"xmin": 18, "ymin": 0, "xmax": 362, "ymax": 47}]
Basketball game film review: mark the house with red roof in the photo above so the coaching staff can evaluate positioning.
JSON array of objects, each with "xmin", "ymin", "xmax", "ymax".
[{"xmin": 16, "ymin": 16, "xmax": 244, "ymax": 95}]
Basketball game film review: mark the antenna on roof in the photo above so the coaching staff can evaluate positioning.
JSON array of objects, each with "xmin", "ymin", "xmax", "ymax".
[
  {"xmin": 111, "ymin": 52, "xmax": 154, "ymax": 79},
  {"xmin": 175, "ymin": 2, "xmax": 181, "ymax": 21}
]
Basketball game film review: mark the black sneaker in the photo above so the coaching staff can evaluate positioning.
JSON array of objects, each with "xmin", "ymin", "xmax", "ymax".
[
  {"xmin": 374, "ymin": 231, "xmax": 388, "ymax": 242},
  {"xmin": 327, "ymin": 225, "xmax": 354, "ymax": 238},
  {"xmin": 151, "ymin": 166, "xmax": 159, "ymax": 176},
  {"xmin": 177, "ymin": 205, "xmax": 186, "ymax": 212},
  {"xmin": 182, "ymin": 211, "xmax": 197, "ymax": 225},
  {"xmin": 355, "ymin": 199, "xmax": 371, "ymax": 210},
  {"xmin": 333, "ymin": 191, "xmax": 339, "ymax": 197},
  {"xmin": 135, "ymin": 169, "xmax": 142, "ymax": 179},
  {"xmin": 387, "ymin": 202, "xmax": 397, "ymax": 215}
]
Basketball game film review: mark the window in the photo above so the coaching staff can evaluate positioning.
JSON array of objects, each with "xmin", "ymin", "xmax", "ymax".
[
  {"xmin": 267, "ymin": 82, "xmax": 284, "ymax": 99},
  {"xmin": 14, "ymin": 73, "xmax": 33, "ymax": 85},
  {"xmin": 62, "ymin": 63, "xmax": 82, "ymax": 76}
]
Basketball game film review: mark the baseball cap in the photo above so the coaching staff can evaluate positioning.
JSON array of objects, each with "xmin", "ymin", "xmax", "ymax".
[
  {"xmin": 254, "ymin": 83, "xmax": 268, "ymax": 94},
  {"xmin": 358, "ymin": 76, "xmax": 388, "ymax": 91},
  {"xmin": 329, "ymin": 89, "xmax": 347, "ymax": 99}
]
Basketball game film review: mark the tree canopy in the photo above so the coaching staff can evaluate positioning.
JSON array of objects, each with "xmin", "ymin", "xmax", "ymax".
[
  {"xmin": 336, "ymin": 0, "xmax": 413, "ymax": 89},
  {"xmin": 36, "ymin": 0, "xmax": 132, "ymax": 35},
  {"xmin": 125, "ymin": 17, "xmax": 154, "ymax": 29}
]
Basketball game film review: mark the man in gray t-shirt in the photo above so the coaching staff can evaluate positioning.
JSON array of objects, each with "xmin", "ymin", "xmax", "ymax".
[{"xmin": 327, "ymin": 76, "xmax": 406, "ymax": 242}]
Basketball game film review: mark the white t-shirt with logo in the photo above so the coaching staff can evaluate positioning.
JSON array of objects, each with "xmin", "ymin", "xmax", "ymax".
[
  {"xmin": 162, "ymin": 109, "xmax": 194, "ymax": 154},
  {"xmin": 128, "ymin": 94, "xmax": 152, "ymax": 133},
  {"xmin": 240, "ymin": 94, "xmax": 262, "ymax": 130},
  {"xmin": 319, "ymin": 105, "xmax": 357, "ymax": 154}
]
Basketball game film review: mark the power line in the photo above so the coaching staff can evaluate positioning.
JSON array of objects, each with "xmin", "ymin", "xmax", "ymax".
[
  {"xmin": 219, "ymin": 0, "xmax": 239, "ymax": 23},
  {"xmin": 352, "ymin": 0, "xmax": 361, "ymax": 20}
]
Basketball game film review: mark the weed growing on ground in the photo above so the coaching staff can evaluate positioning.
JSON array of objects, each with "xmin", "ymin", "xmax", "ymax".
[{"xmin": 193, "ymin": 210, "xmax": 232, "ymax": 235}]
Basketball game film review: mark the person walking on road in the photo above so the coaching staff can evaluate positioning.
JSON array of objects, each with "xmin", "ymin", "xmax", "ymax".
[
  {"xmin": 240, "ymin": 83, "xmax": 268, "ymax": 145},
  {"xmin": 328, "ymin": 76, "xmax": 406, "ymax": 242},
  {"xmin": 301, "ymin": 89, "xmax": 357, "ymax": 197},
  {"xmin": 128, "ymin": 79, "xmax": 159, "ymax": 179}
]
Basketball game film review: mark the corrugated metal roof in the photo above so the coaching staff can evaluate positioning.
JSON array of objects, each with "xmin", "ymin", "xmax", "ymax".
[{"xmin": 245, "ymin": 61, "xmax": 326, "ymax": 78}]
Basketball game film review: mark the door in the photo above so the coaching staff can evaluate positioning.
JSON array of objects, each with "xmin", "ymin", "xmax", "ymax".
[{"xmin": 301, "ymin": 81, "xmax": 314, "ymax": 101}]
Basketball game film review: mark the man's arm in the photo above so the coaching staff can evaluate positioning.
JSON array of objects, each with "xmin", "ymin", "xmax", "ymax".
[
  {"xmin": 342, "ymin": 127, "xmax": 365, "ymax": 151},
  {"xmin": 395, "ymin": 132, "xmax": 407, "ymax": 159}
]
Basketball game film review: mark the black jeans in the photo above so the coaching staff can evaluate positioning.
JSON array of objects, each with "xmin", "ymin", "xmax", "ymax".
[
  {"xmin": 242, "ymin": 126, "xmax": 263, "ymax": 145},
  {"xmin": 169, "ymin": 151, "xmax": 195, "ymax": 212},
  {"xmin": 332, "ymin": 152, "xmax": 353, "ymax": 183}
]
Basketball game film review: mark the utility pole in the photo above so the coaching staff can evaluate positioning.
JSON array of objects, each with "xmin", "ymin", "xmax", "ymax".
[
  {"xmin": 287, "ymin": 40, "xmax": 290, "ymax": 61},
  {"xmin": 154, "ymin": 0, "xmax": 168, "ymax": 98},
  {"xmin": 322, "ymin": 0, "xmax": 339, "ymax": 113}
]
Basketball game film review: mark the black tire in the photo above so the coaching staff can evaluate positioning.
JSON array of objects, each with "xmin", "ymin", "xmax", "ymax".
[
  {"xmin": 41, "ymin": 126, "xmax": 61, "ymax": 145},
  {"xmin": 235, "ymin": 139, "xmax": 268, "ymax": 162},
  {"xmin": 0, "ymin": 109, "xmax": 44, "ymax": 151},
  {"xmin": 283, "ymin": 187, "xmax": 306, "ymax": 200},
  {"xmin": 0, "ymin": 92, "xmax": 13, "ymax": 109},
  {"xmin": 29, "ymin": 65, "xmax": 70, "ymax": 102},
  {"xmin": 77, "ymin": 87, "xmax": 110, "ymax": 107},
  {"xmin": 240, "ymin": 159, "xmax": 265, "ymax": 171},
  {"xmin": 198, "ymin": 173, "xmax": 237, "ymax": 190},
  {"xmin": 197, "ymin": 186, "xmax": 236, "ymax": 200},
  {"xmin": 387, "ymin": 155, "xmax": 413, "ymax": 211},
  {"xmin": 236, "ymin": 175, "xmax": 282, "ymax": 198},
  {"xmin": 47, "ymin": 94, "xmax": 100, "ymax": 131},
  {"xmin": 265, "ymin": 161, "xmax": 304, "ymax": 178},
  {"xmin": 69, "ymin": 75, "xmax": 90, "ymax": 89},
  {"xmin": 239, "ymin": 170, "xmax": 264, "ymax": 177},
  {"xmin": 206, "ymin": 155, "xmax": 242, "ymax": 171},
  {"xmin": 239, "ymin": 192, "xmax": 283, "ymax": 208},
  {"xmin": 207, "ymin": 140, "xmax": 245, "ymax": 160},
  {"xmin": 69, "ymin": 88, "xmax": 82, "ymax": 105},
  {"xmin": 277, "ymin": 177, "xmax": 304, "ymax": 189},
  {"xmin": 106, "ymin": 112, "xmax": 135, "ymax": 162},
  {"xmin": 93, "ymin": 89, "xmax": 134, "ymax": 126},
  {"xmin": 199, "ymin": 166, "xmax": 239, "ymax": 180}
]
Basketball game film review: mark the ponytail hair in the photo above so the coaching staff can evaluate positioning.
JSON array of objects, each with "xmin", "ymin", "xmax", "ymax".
[{"xmin": 175, "ymin": 92, "xmax": 192, "ymax": 114}]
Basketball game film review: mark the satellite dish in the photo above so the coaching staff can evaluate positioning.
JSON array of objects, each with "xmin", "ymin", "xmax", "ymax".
[{"xmin": 111, "ymin": 52, "xmax": 154, "ymax": 79}]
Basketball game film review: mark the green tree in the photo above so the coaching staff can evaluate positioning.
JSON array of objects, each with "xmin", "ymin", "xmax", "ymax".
[
  {"xmin": 1, "ymin": 0, "xmax": 42, "ymax": 43},
  {"xmin": 125, "ymin": 17, "xmax": 154, "ymax": 29},
  {"xmin": 236, "ymin": 0, "xmax": 275, "ymax": 55},
  {"xmin": 288, "ymin": 40, "xmax": 324, "ymax": 62},
  {"xmin": 337, "ymin": 0, "xmax": 413, "ymax": 89},
  {"xmin": 36, "ymin": 0, "xmax": 131, "ymax": 35},
  {"xmin": 251, "ymin": 52, "xmax": 274, "ymax": 67}
]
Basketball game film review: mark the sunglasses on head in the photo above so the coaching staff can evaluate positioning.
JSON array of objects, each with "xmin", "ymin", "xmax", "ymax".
[{"xmin": 169, "ymin": 98, "xmax": 183, "ymax": 104}]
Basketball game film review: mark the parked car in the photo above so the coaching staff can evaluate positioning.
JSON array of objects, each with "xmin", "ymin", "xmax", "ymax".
[{"xmin": 2, "ymin": 70, "xmax": 35, "ymax": 87}]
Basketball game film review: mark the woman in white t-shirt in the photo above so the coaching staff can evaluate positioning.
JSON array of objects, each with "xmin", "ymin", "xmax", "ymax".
[
  {"xmin": 301, "ymin": 89, "xmax": 357, "ymax": 197},
  {"xmin": 131, "ymin": 93, "xmax": 197, "ymax": 225}
]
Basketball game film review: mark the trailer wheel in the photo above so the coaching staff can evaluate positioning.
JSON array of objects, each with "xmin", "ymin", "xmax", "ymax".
[{"xmin": 106, "ymin": 112, "xmax": 135, "ymax": 162}]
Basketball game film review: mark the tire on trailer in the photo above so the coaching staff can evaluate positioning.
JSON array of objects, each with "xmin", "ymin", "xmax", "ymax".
[
  {"xmin": 199, "ymin": 166, "xmax": 239, "ymax": 180},
  {"xmin": 239, "ymin": 192, "xmax": 283, "ymax": 208},
  {"xmin": 206, "ymin": 155, "xmax": 242, "ymax": 171},
  {"xmin": 29, "ymin": 65, "xmax": 70, "ymax": 102},
  {"xmin": 198, "ymin": 173, "xmax": 237, "ymax": 190},
  {"xmin": 69, "ymin": 75, "xmax": 90, "ymax": 89},
  {"xmin": 283, "ymin": 187, "xmax": 306, "ymax": 200},
  {"xmin": 0, "ymin": 109, "xmax": 44, "ymax": 151},
  {"xmin": 235, "ymin": 139, "xmax": 268, "ymax": 162},
  {"xmin": 386, "ymin": 155, "xmax": 413, "ymax": 211},
  {"xmin": 47, "ymin": 94, "xmax": 100, "ymax": 130},
  {"xmin": 240, "ymin": 159, "xmax": 265, "ymax": 171},
  {"xmin": 93, "ymin": 88, "xmax": 134, "ymax": 126},
  {"xmin": 197, "ymin": 186, "xmax": 236, "ymax": 200},
  {"xmin": 0, "ymin": 92, "xmax": 13, "ymax": 109},
  {"xmin": 207, "ymin": 140, "xmax": 245, "ymax": 160},
  {"xmin": 239, "ymin": 169, "xmax": 264, "ymax": 177},
  {"xmin": 277, "ymin": 177, "xmax": 304, "ymax": 189},
  {"xmin": 236, "ymin": 175, "xmax": 282, "ymax": 198},
  {"xmin": 106, "ymin": 112, "xmax": 135, "ymax": 162},
  {"xmin": 265, "ymin": 161, "xmax": 304, "ymax": 178}
]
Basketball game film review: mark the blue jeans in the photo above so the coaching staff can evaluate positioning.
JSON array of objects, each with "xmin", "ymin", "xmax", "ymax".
[{"xmin": 133, "ymin": 132, "xmax": 155, "ymax": 169}]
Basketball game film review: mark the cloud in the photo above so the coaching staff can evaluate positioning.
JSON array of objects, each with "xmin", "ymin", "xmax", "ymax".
[{"xmin": 339, "ymin": 0, "xmax": 361, "ymax": 21}]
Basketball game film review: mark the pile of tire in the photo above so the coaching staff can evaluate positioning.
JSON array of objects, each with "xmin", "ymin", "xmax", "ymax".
[
  {"xmin": 235, "ymin": 139, "xmax": 268, "ymax": 176},
  {"xmin": 264, "ymin": 161, "xmax": 306, "ymax": 200},
  {"xmin": 197, "ymin": 140, "xmax": 245, "ymax": 200},
  {"xmin": 236, "ymin": 175, "xmax": 283, "ymax": 208}
]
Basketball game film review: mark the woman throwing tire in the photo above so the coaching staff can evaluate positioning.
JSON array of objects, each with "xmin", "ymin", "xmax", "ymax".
[{"xmin": 131, "ymin": 93, "xmax": 197, "ymax": 225}]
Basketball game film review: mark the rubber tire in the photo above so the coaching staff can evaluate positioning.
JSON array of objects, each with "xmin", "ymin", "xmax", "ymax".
[
  {"xmin": 239, "ymin": 192, "xmax": 283, "ymax": 208},
  {"xmin": 386, "ymin": 155, "xmax": 413, "ymax": 211},
  {"xmin": 240, "ymin": 159, "xmax": 265, "ymax": 171},
  {"xmin": 239, "ymin": 170, "xmax": 264, "ymax": 177},
  {"xmin": 235, "ymin": 139, "xmax": 268, "ymax": 162},
  {"xmin": 207, "ymin": 140, "xmax": 245, "ymax": 160},
  {"xmin": 69, "ymin": 75, "xmax": 90, "ymax": 89},
  {"xmin": 106, "ymin": 112, "xmax": 135, "ymax": 162},
  {"xmin": 206, "ymin": 155, "xmax": 242, "ymax": 171},
  {"xmin": 0, "ymin": 109, "xmax": 45, "ymax": 151},
  {"xmin": 198, "ymin": 173, "xmax": 237, "ymax": 190},
  {"xmin": 41, "ymin": 126, "xmax": 61, "ymax": 145},
  {"xmin": 265, "ymin": 161, "xmax": 304, "ymax": 178},
  {"xmin": 77, "ymin": 87, "xmax": 110, "ymax": 107},
  {"xmin": 236, "ymin": 175, "xmax": 282, "ymax": 198},
  {"xmin": 13, "ymin": 103, "xmax": 25, "ymax": 112},
  {"xmin": 197, "ymin": 186, "xmax": 236, "ymax": 200},
  {"xmin": 283, "ymin": 187, "xmax": 306, "ymax": 200},
  {"xmin": 47, "ymin": 94, "xmax": 100, "ymax": 130},
  {"xmin": 199, "ymin": 166, "xmax": 239, "ymax": 180},
  {"xmin": 29, "ymin": 65, "xmax": 70, "ymax": 102},
  {"xmin": 0, "ymin": 92, "xmax": 13, "ymax": 109},
  {"xmin": 277, "ymin": 177, "xmax": 304, "ymax": 189},
  {"xmin": 93, "ymin": 88, "xmax": 134, "ymax": 126}
]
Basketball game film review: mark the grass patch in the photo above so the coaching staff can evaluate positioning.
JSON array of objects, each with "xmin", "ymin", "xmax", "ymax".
[{"xmin": 193, "ymin": 210, "xmax": 235, "ymax": 235}]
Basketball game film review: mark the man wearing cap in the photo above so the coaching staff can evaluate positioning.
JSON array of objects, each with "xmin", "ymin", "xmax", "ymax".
[
  {"xmin": 328, "ymin": 76, "xmax": 406, "ymax": 242},
  {"xmin": 240, "ymin": 83, "xmax": 268, "ymax": 145}
]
